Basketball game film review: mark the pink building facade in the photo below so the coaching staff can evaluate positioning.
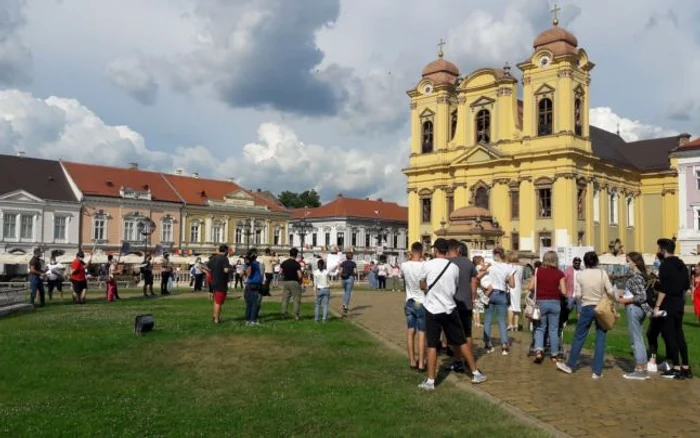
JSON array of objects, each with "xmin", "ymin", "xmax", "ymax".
[{"xmin": 674, "ymin": 138, "xmax": 700, "ymax": 255}]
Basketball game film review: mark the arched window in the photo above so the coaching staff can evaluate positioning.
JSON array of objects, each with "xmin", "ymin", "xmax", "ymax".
[
  {"xmin": 450, "ymin": 110, "xmax": 458, "ymax": 141},
  {"xmin": 475, "ymin": 187, "xmax": 489, "ymax": 209},
  {"xmin": 538, "ymin": 98, "xmax": 553, "ymax": 136},
  {"xmin": 422, "ymin": 120, "xmax": 434, "ymax": 153},
  {"xmin": 475, "ymin": 109, "xmax": 491, "ymax": 144},
  {"xmin": 574, "ymin": 98, "xmax": 582, "ymax": 136}
]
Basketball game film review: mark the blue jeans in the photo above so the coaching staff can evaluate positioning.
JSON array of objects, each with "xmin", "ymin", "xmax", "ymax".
[
  {"xmin": 30, "ymin": 276, "xmax": 45, "ymax": 307},
  {"xmin": 534, "ymin": 300, "xmax": 562, "ymax": 355},
  {"xmin": 626, "ymin": 305, "xmax": 647, "ymax": 366},
  {"xmin": 244, "ymin": 285, "xmax": 260, "ymax": 322},
  {"xmin": 405, "ymin": 299, "xmax": 426, "ymax": 332},
  {"xmin": 483, "ymin": 290, "xmax": 509, "ymax": 346},
  {"xmin": 342, "ymin": 277, "xmax": 355, "ymax": 308},
  {"xmin": 566, "ymin": 305, "xmax": 607, "ymax": 376},
  {"xmin": 315, "ymin": 288, "xmax": 330, "ymax": 321}
]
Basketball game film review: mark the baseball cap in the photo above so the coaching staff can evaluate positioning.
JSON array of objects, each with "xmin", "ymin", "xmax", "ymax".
[{"xmin": 432, "ymin": 238, "xmax": 449, "ymax": 254}]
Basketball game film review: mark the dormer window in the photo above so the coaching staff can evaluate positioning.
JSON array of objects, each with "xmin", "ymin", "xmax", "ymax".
[
  {"xmin": 119, "ymin": 186, "xmax": 152, "ymax": 200},
  {"xmin": 200, "ymin": 191, "xmax": 207, "ymax": 197}
]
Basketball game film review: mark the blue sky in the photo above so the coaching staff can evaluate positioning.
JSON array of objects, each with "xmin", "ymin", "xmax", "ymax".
[{"xmin": 0, "ymin": 0, "xmax": 698, "ymax": 204}]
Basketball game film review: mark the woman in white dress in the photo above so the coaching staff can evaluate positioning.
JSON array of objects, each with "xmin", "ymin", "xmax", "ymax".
[{"xmin": 507, "ymin": 251, "xmax": 524, "ymax": 332}]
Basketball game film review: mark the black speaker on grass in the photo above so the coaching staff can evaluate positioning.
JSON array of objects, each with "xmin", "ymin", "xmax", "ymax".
[{"xmin": 134, "ymin": 314, "xmax": 155, "ymax": 335}]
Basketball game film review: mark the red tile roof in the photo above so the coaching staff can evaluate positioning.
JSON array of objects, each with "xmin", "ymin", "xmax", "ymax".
[
  {"xmin": 62, "ymin": 161, "xmax": 182, "ymax": 203},
  {"xmin": 678, "ymin": 137, "xmax": 700, "ymax": 151},
  {"xmin": 291, "ymin": 197, "xmax": 407, "ymax": 222},
  {"xmin": 162, "ymin": 174, "xmax": 287, "ymax": 212}
]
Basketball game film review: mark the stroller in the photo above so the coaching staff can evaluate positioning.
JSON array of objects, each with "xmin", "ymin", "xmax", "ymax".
[{"xmin": 527, "ymin": 292, "xmax": 570, "ymax": 358}]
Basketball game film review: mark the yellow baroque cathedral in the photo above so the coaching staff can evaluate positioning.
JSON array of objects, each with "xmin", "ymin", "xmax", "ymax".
[{"xmin": 404, "ymin": 16, "xmax": 687, "ymax": 255}]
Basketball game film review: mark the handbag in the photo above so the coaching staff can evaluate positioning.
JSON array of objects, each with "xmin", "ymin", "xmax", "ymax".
[
  {"xmin": 594, "ymin": 269, "xmax": 618, "ymax": 330},
  {"xmin": 524, "ymin": 269, "xmax": 541, "ymax": 320}
]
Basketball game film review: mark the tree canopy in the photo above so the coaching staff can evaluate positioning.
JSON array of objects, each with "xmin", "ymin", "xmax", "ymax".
[{"xmin": 278, "ymin": 189, "xmax": 321, "ymax": 209}]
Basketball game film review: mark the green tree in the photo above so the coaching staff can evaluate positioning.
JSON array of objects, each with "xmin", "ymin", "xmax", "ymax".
[{"xmin": 278, "ymin": 189, "xmax": 321, "ymax": 208}]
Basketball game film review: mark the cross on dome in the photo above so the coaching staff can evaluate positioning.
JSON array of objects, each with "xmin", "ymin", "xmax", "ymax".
[
  {"xmin": 551, "ymin": 3, "xmax": 561, "ymax": 26},
  {"xmin": 437, "ymin": 38, "xmax": 446, "ymax": 57}
]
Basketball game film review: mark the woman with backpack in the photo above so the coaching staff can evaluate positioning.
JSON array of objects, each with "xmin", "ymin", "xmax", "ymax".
[{"xmin": 617, "ymin": 252, "xmax": 653, "ymax": 380}]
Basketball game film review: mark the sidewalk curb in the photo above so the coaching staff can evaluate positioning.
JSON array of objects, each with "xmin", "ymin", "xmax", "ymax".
[{"xmin": 333, "ymin": 309, "xmax": 571, "ymax": 438}]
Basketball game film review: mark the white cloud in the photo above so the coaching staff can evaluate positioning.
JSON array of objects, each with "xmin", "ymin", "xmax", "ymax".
[
  {"xmin": 106, "ymin": 57, "xmax": 159, "ymax": 105},
  {"xmin": 590, "ymin": 107, "xmax": 678, "ymax": 142},
  {"xmin": 0, "ymin": 0, "xmax": 32, "ymax": 86}
]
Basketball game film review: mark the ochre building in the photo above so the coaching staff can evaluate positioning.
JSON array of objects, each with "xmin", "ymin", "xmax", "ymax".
[{"xmin": 404, "ymin": 18, "xmax": 687, "ymax": 254}]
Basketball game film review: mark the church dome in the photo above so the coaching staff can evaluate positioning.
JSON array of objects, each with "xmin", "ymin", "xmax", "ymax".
[
  {"xmin": 533, "ymin": 24, "xmax": 579, "ymax": 56},
  {"xmin": 421, "ymin": 57, "xmax": 459, "ymax": 86}
]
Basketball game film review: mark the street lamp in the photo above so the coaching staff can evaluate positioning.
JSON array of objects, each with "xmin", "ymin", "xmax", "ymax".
[
  {"xmin": 368, "ymin": 219, "xmax": 387, "ymax": 248},
  {"xmin": 136, "ymin": 218, "xmax": 156, "ymax": 256},
  {"xmin": 291, "ymin": 218, "xmax": 314, "ymax": 258}
]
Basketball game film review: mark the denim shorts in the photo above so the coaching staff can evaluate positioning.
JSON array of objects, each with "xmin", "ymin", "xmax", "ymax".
[{"xmin": 405, "ymin": 299, "xmax": 426, "ymax": 332}]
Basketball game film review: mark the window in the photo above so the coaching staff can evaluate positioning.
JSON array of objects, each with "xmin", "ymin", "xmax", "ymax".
[
  {"xmin": 289, "ymin": 233, "xmax": 293, "ymax": 246},
  {"xmin": 212, "ymin": 223, "xmax": 223, "ymax": 243},
  {"xmin": 123, "ymin": 220, "xmax": 137, "ymax": 241},
  {"xmin": 574, "ymin": 98, "xmax": 582, "ymax": 136},
  {"xmin": 577, "ymin": 188, "xmax": 585, "ymax": 220},
  {"xmin": 512, "ymin": 232, "xmax": 520, "ymax": 251},
  {"xmin": 539, "ymin": 232, "xmax": 552, "ymax": 249},
  {"xmin": 475, "ymin": 186, "xmax": 489, "ymax": 209},
  {"xmin": 446, "ymin": 195, "xmax": 454, "ymax": 216},
  {"xmin": 352, "ymin": 231, "xmax": 358, "ymax": 247},
  {"xmin": 421, "ymin": 198, "xmax": 431, "ymax": 223},
  {"xmin": 190, "ymin": 223, "xmax": 200, "ymax": 242},
  {"xmin": 3, "ymin": 214, "xmax": 16, "ymax": 239},
  {"xmin": 577, "ymin": 231, "xmax": 585, "ymax": 246},
  {"xmin": 450, "ymin": 110, "xmax": 458, "ymax": 141},
  {"xmin": 254, "ymin": 229, "xmax": 262, "ymax": 244},
  {"xmin": 54, "ymin": 216, "xmax": 67, "ymax": 241},
  {"xmin": 20, "ymin": 215, "xmax": 33, "ymax": 239},
  {"xmin": 593, "ymin": 189, "xmax": 600, "ymax": 222},
  {"xmin": 627, "ymin": 197, "xmax": 635, "ymax": 227},
  {"xmin": 162, "ymin": 221, "xmax": 173, "ymax": 242},
  {"xmin": 609, "ymin": 192, "xmax": 618, "ymax": 225},
  {"xmin": 695, "ymin": 169, "xmax": 700, "ymax": 190},
  {"xmin": 393, "ymin": 233, "xmax": 399, "ymax": 249},
  {"xmin": 538, "ymin": 98, "xmax": 553, "ymax": 136},
  {"xmin": 475, "ymin": 109, "xmax": 491, "ymax": 143},
  {"xmin": 274, "ymin": 228, "xmax": 281, "ymax": 245},
  {"xmin": 365, "ymin": 233, "xmax": 371, "ymax": 248},
  {"xmin": 510, "ymin": 191, "xmax": 519, "ymax": 220},
  {"xmin": 696, "ymin": 208, "xmax": 700, "ymax": 231},
  {"xmin": 325, "ymin": 232, "xmax": 330, "ymax": 247},
  {"xmin": 235, "ymin": 228, "xmax": 243, "ymax": 244},
  {"xmin": 312, "ymin": 233, "xmax": 317, "ymax": 247},
  {"xmin": 93, "ymin": 218, "xmax": 106, "ymax": 241},
  {"xmin": 537, "ymin": 188, "xmax": 552, "ymax": 218},
  {"xmin": 422, "ymin": 120, "xmax": 434, "ymax": 153},
  {"xmin": 337, "ymin": 232, "xmax": 345, "ymax": 248}
]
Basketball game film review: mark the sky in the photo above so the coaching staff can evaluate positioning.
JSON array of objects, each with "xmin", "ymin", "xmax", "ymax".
[{"xmin": 0, "ymin": 0, "xmax": 698, "ymax": 205}]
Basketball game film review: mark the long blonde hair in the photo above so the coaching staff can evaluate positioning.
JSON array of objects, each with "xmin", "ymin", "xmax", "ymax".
[
  {"xmin": 507, "ymin": 251, "xmax": 519, "ymax": 264},
  {"xmin": 541, "ymin": 251, "xmax": 559, "ymax": 268}
]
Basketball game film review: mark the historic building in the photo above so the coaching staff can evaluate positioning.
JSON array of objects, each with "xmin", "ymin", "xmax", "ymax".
[
  {"xmin": 62, "ymin": 162, "xmax": 184, "ymax": 254},
  {"xmin": 672, "ymin": 137, "xmax": 700, "ymax": 255},
  {"xmin": 289, "ymin": 195, "xmax": 408, "ymax": 254},
  {"xmin": 404, "ymin": 13, "xmax": 684, "ymax": 254},
  {"xmin": 162, "ymin": 172, "xmax": 290, "ymax": 255},
  {"xmin": 0, "ymin": 155, "xmax": 81, "ymax": 274}
]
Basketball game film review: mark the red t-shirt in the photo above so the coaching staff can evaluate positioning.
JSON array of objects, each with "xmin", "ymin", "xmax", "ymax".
[
  {"xmin": 70, "ymin": 259, "xmax": 86, "ymax": 282},
  {"xmin": 535, "ymin": 266, "xmax": 565, "ymax": 300}
]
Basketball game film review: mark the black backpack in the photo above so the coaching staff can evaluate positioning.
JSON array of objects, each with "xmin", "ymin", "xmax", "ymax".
[{"xmin": 645, "ymin": 278, "xmax": 658, "ymax": 308}]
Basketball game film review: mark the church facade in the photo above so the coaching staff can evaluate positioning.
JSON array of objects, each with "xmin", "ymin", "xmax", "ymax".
[{"xmin": 404, "ymin": 17, "xmax": 686, "ymax": 255}]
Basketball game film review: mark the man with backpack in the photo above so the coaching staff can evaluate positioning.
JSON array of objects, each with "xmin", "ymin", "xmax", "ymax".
[{"xmin": 339, "ymin": 250, "xmax": 358, "ymax": 315}]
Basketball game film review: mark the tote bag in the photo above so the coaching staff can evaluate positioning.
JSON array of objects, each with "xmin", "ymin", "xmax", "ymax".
[
  {"xmin": 594, "ymin": 270, "xmax": 618, "ymax": 330},
  {"xmin": 524, "ymin": 269, "xmax": 541, "ymax": 321}
]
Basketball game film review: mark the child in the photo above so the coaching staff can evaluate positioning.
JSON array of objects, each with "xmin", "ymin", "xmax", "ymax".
[{"xmin": 313, "ymin": 259, "xmax": 331, "ymax": 322}]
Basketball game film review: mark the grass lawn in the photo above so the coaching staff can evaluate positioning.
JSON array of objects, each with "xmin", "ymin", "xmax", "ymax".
[
  {"xmin": 0, "ymin": 289, "xmax": 545, "ymax": 438},
  {"xmin": 563, "ymin": 301, "xmax": 700, "ymax": 370}
]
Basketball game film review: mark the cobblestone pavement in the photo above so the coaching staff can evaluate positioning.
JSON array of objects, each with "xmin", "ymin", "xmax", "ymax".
[{"xmin": 324, "ymin": 289, "xmax": 700, "ymax": 438}]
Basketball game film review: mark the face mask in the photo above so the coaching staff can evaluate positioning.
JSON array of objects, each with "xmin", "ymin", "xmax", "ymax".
[{"xmin": 653, "ymin": 260, "xmax": 660, "ymax": 269}]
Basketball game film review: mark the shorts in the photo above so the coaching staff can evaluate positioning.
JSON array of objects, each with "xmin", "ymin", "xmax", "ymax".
[
  {"xmin": 426, "ymin": 309, "xmax": 467, "ymax": 349},
  {"xmin": 214, "ymin": 291, "xmax": 227, "ymax": 305},
  {"xmin": 405, "ymin": 299, "xmax": 426, "ymax": 332},
  {"xmin": 456, "ymin": 302, "xmax": 473, "ymax": 338},
  {"xmin": 71, "ymin": 280, "xmax": 87, "ymax": 294}
]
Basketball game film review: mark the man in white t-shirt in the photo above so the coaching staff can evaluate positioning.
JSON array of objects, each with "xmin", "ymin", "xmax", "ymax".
[
  {"xmin": 401, "ymin": 242, "xmax": 427, "ymax": 372},
  {"xmin": 418, "ymin": 239, "xmax": 487, "ymax": 391}
]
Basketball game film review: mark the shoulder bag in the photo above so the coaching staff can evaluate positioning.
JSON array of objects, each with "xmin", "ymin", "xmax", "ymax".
[
  {"xmin": 594, "ymin": 269, "xmax": 618, "ymax": 331},
  {"xmin": 524, "ymin": 269, "xmax": 541, "ymax": 320}
]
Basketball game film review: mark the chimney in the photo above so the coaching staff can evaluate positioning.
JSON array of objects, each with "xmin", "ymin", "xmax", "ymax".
[
  {"xmin": 175, "ymin": 168, "xmax": 184, "ymax": 176},
  {"xmin": 257, "ymin": 188, "xmax": 261, "ymax": 192},
  {"xmin": 193, "ymin": 172, "xmax": 199, "ymax": 179},
  {"xmin": 16, "ymin": 150, "xmax": 25, "ymax": 157},
  {"xmin": 129, "ymin": 162, "xmax": 138, "ymax": 170},
  {"xmin": 679, "ymin": 133, "xmax": 692, "ymax": 147},
  {"xmin": 227, "ymin": 178, "xmax": 234, "ymax": 183},
  {"xmin": 377, "ymin": 198, "xmax": 383, "ymax": 202},
  {"xmin": 337, "ymin": 193, "xmax": 343, "ymax": 198},
  {"xmin": 365, "ymin": 197, "xmax": 369, "ymax": 200}
]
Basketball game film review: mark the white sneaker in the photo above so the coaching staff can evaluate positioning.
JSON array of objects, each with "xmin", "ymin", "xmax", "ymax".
[
  {"xmin": 592, "ymin": 373, "xmax": 602, "ymax": 380},
  {"xmin": 418, "ymin": 379, "xmax": 435, "ymax": 391},
  {"xmin": 501, "ymin": 348, "xmax": 509, "ymax": 356},
  {"xmin": 472, "ymin": 371, "xmax": 487, "ymax": 384},
  {"xmin": 647, "ymin": 361, "xmax": 658, "ymax": 373},
  {"xmin": 556, "ymin": 362, "xmax": 573, "ymax": 374}
]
